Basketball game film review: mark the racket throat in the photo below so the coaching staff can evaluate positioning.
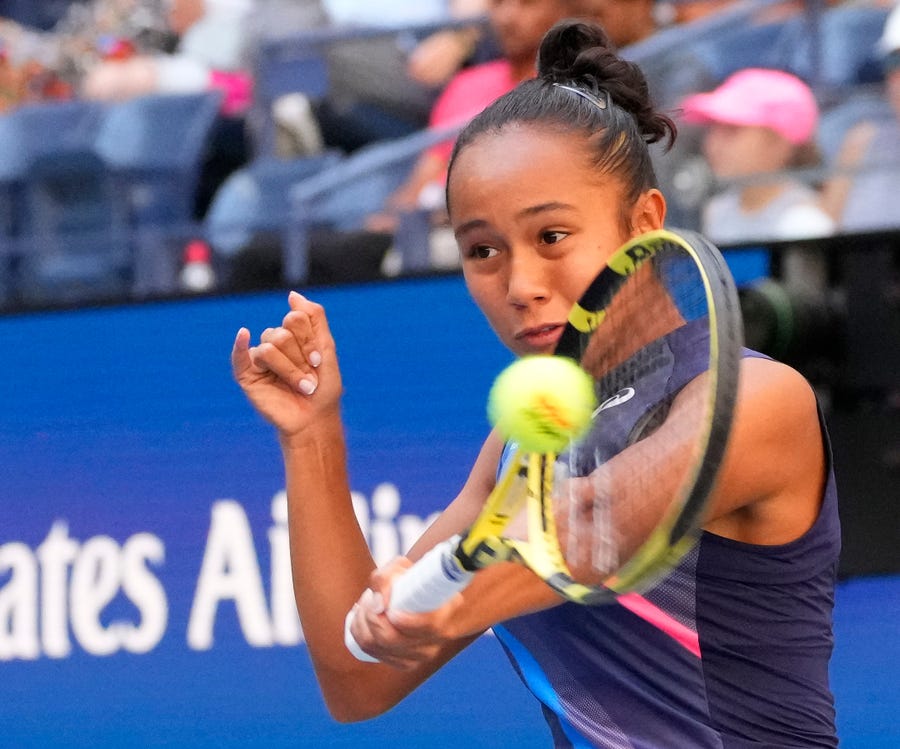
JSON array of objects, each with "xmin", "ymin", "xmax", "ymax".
[{"xmin": 454, "ymin": 531, "xmax": 514, "ymax": 571}]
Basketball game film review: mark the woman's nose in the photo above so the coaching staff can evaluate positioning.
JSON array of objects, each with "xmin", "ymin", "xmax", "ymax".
[{"xmin": 506, "ymin": 254, "xmax": 550, "ymax": 307}]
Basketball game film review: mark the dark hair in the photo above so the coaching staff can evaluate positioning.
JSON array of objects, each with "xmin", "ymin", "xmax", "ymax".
[{"xmin": 447, "ymin": 20, "xmax": 676, "ymax": 217}]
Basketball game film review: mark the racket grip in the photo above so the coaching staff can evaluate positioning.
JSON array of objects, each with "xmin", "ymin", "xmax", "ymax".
[
  {"xmin": 389, "ymin": 535, "xmax": 473, "ymax": 612},
  {"xmin": 344, "ymin": 535, "xmax": 474, "ymax": 662}
]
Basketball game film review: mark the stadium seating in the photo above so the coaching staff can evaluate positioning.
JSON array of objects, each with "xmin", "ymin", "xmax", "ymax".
[
  {"xmin": 0, "ymin": 100, "xmax": 108, "ymax": 305},
  {"xmin": 772, "ymin": 5, "xmax": 890, "ymax": 89},
  {"xmin": 94, "ymin": 91, "xmax": 223, "ymax": 295},
  {"xmin": 284, "ymin": 123, "xmax": 463, "ymax": 282},
  {"xmin": 16, "ymin": 149, "xmax": 131, "ymax": 305},
  {"xmin": 204, "ymin": 150, "xmax": 342, "ymax": 285}
]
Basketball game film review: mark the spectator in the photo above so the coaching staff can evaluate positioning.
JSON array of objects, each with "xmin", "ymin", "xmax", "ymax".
[
  {"xmin": 80, "ymin": 0, "xmax": 260, "ymax": 218},
  {"xmin": 365, "ymin": 0, "xmax": 596, "ymax": 234},
  {"xmin": 680, "ymin": 67, "xmax": 835, "ymax": 245},
  {"xmin": 223, "ymin": 0, "xmax": 591, "ymax": 287},
  {"xmin": 578, "ymin": 0, "xmax": 660, "ymax": 49},
  {"xmin": 0, "ymin": 23, "xmax": 73, "ymax": 112},
  {"xmin": 81, "ymin": 0, "xmax": 254, "ymax": 117},
  {"xmin": 820, "ymin": 3, "xmax": 900, "ymax": 232},
  {"xmin": 313, "ymin": 0, "xmax": 488, "ymax": 152},
  {"xmin": 406, "ymin": 0, "xmax": 491, "ymax": 90}
]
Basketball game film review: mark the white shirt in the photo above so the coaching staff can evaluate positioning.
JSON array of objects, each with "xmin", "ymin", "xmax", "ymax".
[{"xmin": 702, "ymin": 182, "xmax": 836, "ymax": 246}]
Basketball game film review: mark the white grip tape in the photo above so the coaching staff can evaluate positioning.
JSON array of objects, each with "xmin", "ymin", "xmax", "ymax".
[
  {"xmin": 344, "ymin": 536, "xmax": 474, "ymax": 662},
  {"xmin": 389, "ymin": 536, "xmax": 473, "ymax": 612}
]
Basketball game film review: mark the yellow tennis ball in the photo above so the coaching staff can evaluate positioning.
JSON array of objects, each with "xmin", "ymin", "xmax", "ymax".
[{"xmin": 487, "ymin": 355, "xmax": 597, "ymax": 453}]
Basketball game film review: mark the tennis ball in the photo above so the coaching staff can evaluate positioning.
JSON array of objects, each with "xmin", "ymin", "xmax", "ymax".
[{"xmin": 487, "ymin": 356, "xmax": 596, "ymax": 453}]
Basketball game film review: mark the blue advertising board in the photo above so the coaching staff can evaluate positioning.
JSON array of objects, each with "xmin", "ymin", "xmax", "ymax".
[
  {"xmin": 0, "ymin": 275, "xmax": 897, "ymax": 748},
  {"xmin": 0, "ymin": 277, "xmax": 551, "ymax": 748}
]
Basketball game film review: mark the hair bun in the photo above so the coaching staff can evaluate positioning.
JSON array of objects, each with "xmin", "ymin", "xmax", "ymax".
[
  {"xmin": 537, "ymin": 19, "xmax": 674, "ymax": 148},
  {"xmin": 537, "ymin": 20, "xmax": 615, "ymax": 81}
]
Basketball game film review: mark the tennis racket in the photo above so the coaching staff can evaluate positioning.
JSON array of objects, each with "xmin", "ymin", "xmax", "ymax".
[{"xmin": 345, "ymin": 228, "xmax": 743, "ymax": 661}]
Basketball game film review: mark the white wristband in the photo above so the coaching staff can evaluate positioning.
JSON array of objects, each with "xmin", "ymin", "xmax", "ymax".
[{"xmin": 344, "ymin": 609, "xmax": 380, "ymax": 663}]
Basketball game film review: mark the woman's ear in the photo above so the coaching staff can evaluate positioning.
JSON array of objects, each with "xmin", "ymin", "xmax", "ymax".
[{"xmin": 631, "ymin": 188, "xmax": 666, "ymax": 234}]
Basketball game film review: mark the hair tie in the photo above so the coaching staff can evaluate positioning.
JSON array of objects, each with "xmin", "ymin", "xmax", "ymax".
[{"xmin": 552, "ymin": 83, "xmax": 609, "ymax": 111}]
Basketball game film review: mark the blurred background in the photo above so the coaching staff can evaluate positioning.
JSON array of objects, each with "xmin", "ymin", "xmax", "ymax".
[{"xmin": 0, "ymin": 0, "xmax": 897, "ymax": 746}]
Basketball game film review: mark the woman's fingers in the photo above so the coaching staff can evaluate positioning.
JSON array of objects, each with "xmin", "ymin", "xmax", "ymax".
[
  {"xmin": 349, "ymin": 595, "xmax": 443, "ymax": 670},
  {"xmin": 250, "ymin": 334, "xmax": 318, "ymax": 395},
  {"xmin": 370, "ymin": 557, "xmax": 413, "ymax": 610},
  {"xmin": 287, "ymin": 291, "xmax": 331, "ymax": 369},
  {"xmin": 243, "ymin": 291, "xmax": 335, "ymax": 395},
  {"xmin": 231, "ymin": 327, "xmax": 253, "ymax": 379},
  {"xmin": 345, "ymin": 556, "xmax": 463, "ymax": 668}
]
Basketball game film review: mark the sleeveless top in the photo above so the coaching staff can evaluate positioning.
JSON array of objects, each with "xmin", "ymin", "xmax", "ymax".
[{"xmin": 493, "ymin": 328, "xmax": 840, "ymax": 748}]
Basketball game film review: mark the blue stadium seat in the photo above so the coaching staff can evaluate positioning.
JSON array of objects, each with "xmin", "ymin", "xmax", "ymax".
[
  {"xmin": 772, "ymin": 6, "xmax": 890, "ymax": 88},
  {"xmin": 15, "ymin": 149, "xmax": 131, "ymax": 305},
  {"xmin": 284, "ymin": 124, "xmax": 462, "ymax": 282},
  {"xmin": 249, "ymin": 36, "xmax": 330, "ymax": 157},
  {"xmin": 0, "ymin": 100, "xmax": 106, "ymax": 306},
  {"xmin": 690, "ymin": 20, "xmax": 785, "ymax": 85},
  {"xmin": 205, "ymin": 150, "xmax": 342, "ymax": 278},
  {"xmin": 94, "ymin": 91, "xmax": 223, "ymax": 295}
]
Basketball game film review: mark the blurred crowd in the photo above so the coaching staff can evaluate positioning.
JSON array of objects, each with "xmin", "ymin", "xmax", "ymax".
[{"xmin": 0, "ymin": 0, "xmax": 898, "ymax": 299}]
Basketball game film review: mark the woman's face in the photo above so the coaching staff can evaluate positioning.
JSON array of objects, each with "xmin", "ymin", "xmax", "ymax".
[{"xmin": 448, "ymin": 125, "xmax": 665, "ymax": 357}]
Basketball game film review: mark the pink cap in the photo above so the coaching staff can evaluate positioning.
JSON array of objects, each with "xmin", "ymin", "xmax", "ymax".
[{"xmin": 680, "ymin": 68, "xmax": 819, "ymax": 145}]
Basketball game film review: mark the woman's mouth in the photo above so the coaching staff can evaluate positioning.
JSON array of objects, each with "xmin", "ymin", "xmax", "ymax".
[{"xmin": 515, "ymin": 324, "xmax": 564, "ymax": 351}]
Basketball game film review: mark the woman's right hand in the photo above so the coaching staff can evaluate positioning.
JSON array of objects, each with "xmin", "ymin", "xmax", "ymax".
[
  {"xmin": 231, "ymin": 290, "xmax": 343, "ymax": 439},
  {"xmin": 347, "ymin": 557, "xmax": 467, "ymax": 670}
]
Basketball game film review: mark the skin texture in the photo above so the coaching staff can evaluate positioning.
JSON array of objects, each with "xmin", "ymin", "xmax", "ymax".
[{"xmin": 231, "ymin": 122, "xmax": 827, "ymax": 722}]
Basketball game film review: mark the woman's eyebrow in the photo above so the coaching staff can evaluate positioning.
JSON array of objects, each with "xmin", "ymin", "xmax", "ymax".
[
  {"xmin": 455, "ymin": 202, "xmax": 579, "ymax": 236},
  {"xmin": 517, "ymin": 201, "xmax": 578, "ymax": 218}
]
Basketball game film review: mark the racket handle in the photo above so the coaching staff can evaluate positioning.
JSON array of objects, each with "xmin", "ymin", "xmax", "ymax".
[
  {"xmin": 344, "ymin": 535, "xmax": 474, "ymax": 662},
  {"xmin": 389, "ymin": 535, "xmax": 473, "ymax": 612}
]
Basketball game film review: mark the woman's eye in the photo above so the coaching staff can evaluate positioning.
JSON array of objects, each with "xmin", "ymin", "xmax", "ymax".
[
  {"xmin": 471, "ymin": 245, "xmax": 499, "ymax": 259},
  {"xmin": 542, "ymin": 231, "xmax": 568, "ymax": 245}
]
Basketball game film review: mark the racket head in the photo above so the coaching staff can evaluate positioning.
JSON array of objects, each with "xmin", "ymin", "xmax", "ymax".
[{"xmin": 508, "ymin": 228, "xmax": 744, "ymax": 603}]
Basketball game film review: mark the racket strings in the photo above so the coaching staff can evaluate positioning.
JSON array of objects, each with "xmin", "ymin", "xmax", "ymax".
[{"xmin": 556, "ymin": 245, "xmax": 716, "ymax": 589}]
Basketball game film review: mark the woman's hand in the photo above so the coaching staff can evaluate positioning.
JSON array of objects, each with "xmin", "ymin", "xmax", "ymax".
[
  {"xmin": 347, "ymin": 557, "xmax": 466, "ymax": 670},
  {"xmin": 231, "ymin": 290, "xmax": 342, "ymax": 439},
  {"xmin": 407, "ymin": 29, "xmax": 478, "ymax": 88}
]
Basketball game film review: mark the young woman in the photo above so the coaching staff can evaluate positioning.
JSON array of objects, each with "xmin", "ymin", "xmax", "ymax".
[{"xmin": 231, "ymin": 20, "xmax": 839, "ymax": 747}]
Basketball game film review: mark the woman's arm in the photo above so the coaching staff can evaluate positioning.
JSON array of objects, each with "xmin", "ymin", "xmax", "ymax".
[
  {"xmin": 231, "ymin": 292, "xmax": 557, "ymax": 721},
  {"xmin": 703, "ymin": 355, "xmax": 827, "ymax": 544},
  {"xmin": 819, "ymin": 120, "xmax": 877, "ymax": 223},
  {"xmin": 350, "ymin": 357, "xmax": 828, "ymax": 673},
  {"xmin": 347, "ymin": 428, "xmax": 563, "ymax": 671}
]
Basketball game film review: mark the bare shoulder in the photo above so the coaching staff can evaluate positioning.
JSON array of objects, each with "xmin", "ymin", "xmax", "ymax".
[
  {"xmin": 739, "ymin": 356, "xmax": 818, "ymax": 415},
  {"xmin": 728, "ymin": 355, "xmax": 821, "ymax": 455},
  {"xmin": 705, "ymin": 356, "xmax": 826, "ymax": 544}
]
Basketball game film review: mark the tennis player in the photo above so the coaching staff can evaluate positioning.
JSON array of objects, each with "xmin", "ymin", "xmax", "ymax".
[{"xmin": 231, "ymin": 20, "xmax": 839, "ymax": 747}]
